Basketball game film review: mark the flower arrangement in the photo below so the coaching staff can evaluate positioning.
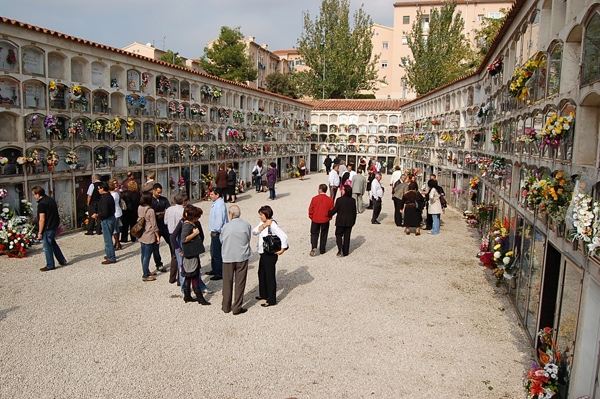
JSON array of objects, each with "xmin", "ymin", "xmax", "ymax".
[
  {"xmin": 491, "ymin": 125, "xmax": 503, "ymax": 144},
  {"xmin": 539, "ymin": 112, "xmax": 575, "ymax": 149},
  {"xmin": 570, "ymin": 193, "xmax": 595, "ymax": 242},
  {"xmin": 464, "ymin": 211, "xmax": 479, "ymax": 228},
  {"xmin": 86, "ymin": 120, "xmax": 104, "ymax": 135},
  {"xmin": 169, "ymin": 102, "xmax": 178, "ymax": 116},
  {"xmin": 0, "ymin": 157, "xmax": 8, "ymax": 165},
  {"xmin": 158, "ymin": 76, "xmax": 171, "ymax": 94},
  {"xmin": 26, "ymin": 150, "xmax": 39, "ymax": 166},
  {"xmin": 94, "ymin": 148, "xmax": 104, "ymax": 163},
  {"xmin": 46, "ymin": 150, "xmax": 59, "ymax": 167},
  {"xmin": 469, "ymin": 176, "xmax": 480, "ymax": 188},
  {"xmin": 64, "ymin": 150, "xmax": 78, "ymax": 166},
  {"xmin": 6, "ymin": 49, "xmax": 17, "ymax": 65},
  {"xmin": 111, "ymin": 78, "xmax": 119, "ymax": 88},
  {"xmin": 141, "ymin": 73, "xmax": 149, "ymax": 87},
  {"xmin": 190, "ymin": 145, "xmax": 199, "ymax": 160},
  {"xmin": 264, "ymin": 129, "xmax": 273, "ymax": 138},
  {"xmin": 72, "ymin": 85, "xmax": 82, "ymax": 97},
  {"xmin": 524, "ymin": 328, "xmax": 567, "ymax": 399},
  {"xmin": 138, "ymin": 96, "xmax": 147, "ymax": 109},
  {"xmin": 522, "ymin": 170, "xmax": 573, "ymax": 223},
  {"xmin": 517, "ymin": 127, "xmax": 539, "ymax": 144},
  {"xmin": 232, "ymin": 110, "xmax": 244, "ymax": 121},
  {"xmin": 0, "ymin": 193, "xmax": 36, "ymax": 258},
  {"xmin": 509, "ymin": 58, "xmax": 541, "ymax": 100},
  {"xmin": 43, "ymin": 115, "xmax": 57, "ymax": 131},
  {"xmin": 169, "ymin": 176, "xmax": 176, "ymax": 190},
  {"xmin": 68, "ymin": 120, "xmax": 84, "ymax": 138},
  {"xmin": 178, "ymin": 146, "xmax": 187, "ymax": 160},
  {"xmin": 431, "ymin": 119, "xmax": 442, "ymax": 126},
  {"xmin": 213, "ymin": 88, "xmax": 222, "ymax": 99},
  {"xmin": 202, "ymin": 173, "xmax": 215, "ymax": 183},
  {"xmin": 49, "ymin": 80, "xmax": 57, "ymax": 92},
  {"xmin": 178, "ymin": 176, "xmax": 186, "ymax": 190},
  {"xmin": 487, "ymin": 58, "xmax": 503, "ymax": 76},
  {"xmin": 125, "ymin": 117, "xmax": 135, "ymax": 134},
  {"xmin": 125, "ymin": 95, "xmax": 135, "ymax": 108},
  {"xmin": 439, "ymin": 132, "xmax": 452, "ymax": 143},
  {"xmin": 177, "ymin": 104, "xmax": 185, "ymax": 117}
]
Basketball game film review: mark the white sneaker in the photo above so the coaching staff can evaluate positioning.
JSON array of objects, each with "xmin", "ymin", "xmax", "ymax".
[{"xmin": 202, "ymin": 288, "xmax": 213, "ymax": 294}]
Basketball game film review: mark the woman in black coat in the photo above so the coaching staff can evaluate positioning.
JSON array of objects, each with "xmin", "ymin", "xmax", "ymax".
[
  {"xmin": 400, "ymin": 182, "xmax": 425, "ymax": 236},
  {"xmin": 328, "ymin": 186, "xmax": 357, "ymax": 257},
  {"xmin": 226, "ymin": 164, "xmax": 237, "ymax": 203}
]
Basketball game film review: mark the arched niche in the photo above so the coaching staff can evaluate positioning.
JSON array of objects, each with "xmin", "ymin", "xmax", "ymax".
[
  {"xmin": 92, "ymin": 90, "xmax": 109, "ymax": 114},
  {"xmin": 156, "ymin": 75, "xmax": 170, "ymax": 96},
  {"xmin": 70, "ymin": 57, "xmax": 89, "ymax": 83},
  {"xmin": 23, "ymin": 80, "xmax": 46, "ymax": 109},
  {"xmin": 49, "ymin": 82, "xmax": 68, "ymax": 110},
  {"xmin": 156, "ymin": 99, "xmax": 168, "ymax": 118},
  {"xmin": 110, "ymin": 65, "xmax": 125, "ymax": 89},
  {"xmin": 0, "ymin": 40, "xmax": 19, "ymax": 72},
  {"xmin": 169, "ymin": 78, "xmax": 179, "ymax": 98},
  {"xmin": 91, "ymin": 61, "xmax": 107, "ymax": 87},
  {"xmin": 70, "ymin": 86, "xmax": 90, "ymax": 112},
  {"xmin": 0, "ymin": 146, "xmax": 23, "ymax": 175},
  {"xmin": 143, "ymin": 122, "xmax": 155, "ymax": 141},
  {"xmin": 582, "ymin": 11, "xmax": 600, "ymax": 85},
  {"xmin": 180, "ymin": 81, "xmax": 190, "ymax": 101},
  {"xmin": 547, "ymin": 41, "xmax": 562, "ymax": 97},
  {"xmin": 0, "ymin": 77, "xmax": 20, "ymax": 107},
  {"xmin": 127, "ymin": 69, "xmax": 141, "ymax": 91},
  {"xmin": 157, "ymin": 145, "xmax": 169, "ymax": 164},
  {"xmin": 0, "ymin": 111, "xmax": 19, "ymax": 141},
  {"xmin": 110, "ymin": 92, "xmax": 125, "ymax": 115},
  {"xmin": 128, "ymin": 145, "xmax": 142, "ymax": 167},
  {"xmin": 71, "ymin": 116, "xmax": 91, "ymax": 141},
  {"xmin": 22, "ymin": 46, "xmax": 45, "ymax": 75},
  {"xmin": 24, "ymin": 112, "xmax": 45, "ymax": 141},
  {"xmin": 48, "ymin": 51, "xmax": 67, "ymax": 80}
]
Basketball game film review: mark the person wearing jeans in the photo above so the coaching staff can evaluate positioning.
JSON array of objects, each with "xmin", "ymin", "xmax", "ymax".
[
  {"xmin": 32, "ymin": 186, "xmax": 67, "ymax": 272},
  {"xmin": 138, "ymin": 191, "xmax": 159, "ymax": 281},
  {"xmin": 266, "ymin": 162, "xmax": 277, "ymax": 200},
  {"xmin": 94, "ymin": 182, "xmax": 117, "ymax": 264},
  {"xmin": 427, "ymin": 179, "xmax": 443, "ymax": 235},
  {"xmin": 207, "ymin": 190, "xmax": 228, "ymax": 280}
]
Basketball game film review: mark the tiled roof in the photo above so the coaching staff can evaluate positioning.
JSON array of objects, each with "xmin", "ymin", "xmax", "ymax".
[
  {"xmin": 302, "ymin": 99, "xmax": 407, "ymax": 112},
  {"xmin": 394, "ymin": 0, "xmax": 511, "ymax": 6},
  {"xmin": 0, "ymin": 17, "xmax": 308, "ymax": 107}
]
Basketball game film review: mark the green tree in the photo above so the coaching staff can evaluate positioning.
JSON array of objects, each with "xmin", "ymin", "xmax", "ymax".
[
  {"xmin": 159, "ymin": 50, "xmax": 186, "ymax": 67},
  {"xmin": 401, "ymin": 2, "xmax": 474, "ymax": 96},
  {"xmin": 296, "ymin": 0, "xmax": 381, "ymax": 99},
  {"xmin": 199, "ymin": 26, "xmax": 258, "ymax": 83},
  {"xmin": 265, "ymin": 72, "xmax": 299, "ymax": 99},
  {"xmin": 473, "ymin": 10, "xmax": 507, "ymax": 66}
]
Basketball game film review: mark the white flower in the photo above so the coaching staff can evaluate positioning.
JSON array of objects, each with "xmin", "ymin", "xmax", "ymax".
[
  {"xmin": 503, "ymin": 256, "xmax": 511, "ymax": 265},
  {"xmin": 2, "ymin": 207, "xmax": 8, "ymax": 213},
  {"xmin": 494, "ymin": 251, "xmax": 501, "ymax": 259}
]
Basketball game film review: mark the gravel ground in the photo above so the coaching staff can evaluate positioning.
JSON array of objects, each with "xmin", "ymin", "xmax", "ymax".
[{"xmin": 0, "ymin": 174, "xmax": 531, "ymax": 399}]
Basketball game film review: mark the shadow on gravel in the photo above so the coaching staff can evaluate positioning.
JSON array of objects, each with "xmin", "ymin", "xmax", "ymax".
[
  {"xmin": 350, "ymin": 235, "xmax": 366, "ymax": 253},
  {"xmin": 0, "ymin": 306, "xmax": 20, "ymax": 322},
  {"xmin": 244, "ymin": 265, "xmax": 314, "ymax": 307}
]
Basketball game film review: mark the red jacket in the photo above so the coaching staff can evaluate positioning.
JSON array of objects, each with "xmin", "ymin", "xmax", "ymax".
[{"xmin": 309, "ymin": 193, "xmax": 334, "ymax": 223}]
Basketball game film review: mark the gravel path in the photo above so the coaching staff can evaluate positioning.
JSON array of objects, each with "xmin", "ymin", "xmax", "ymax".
[{"xmin": 0, "ymin": 174, "xmax": 530, "ymax": 398}]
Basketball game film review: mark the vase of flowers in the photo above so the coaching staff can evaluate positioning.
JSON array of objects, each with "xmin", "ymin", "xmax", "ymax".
[
  {"xmin": 524, "ymin": 328, "xmax": 568, "ymax": 399},
  {"xmin": 65, "ymin": 150, "xmax": 78, "ymax": 169}
]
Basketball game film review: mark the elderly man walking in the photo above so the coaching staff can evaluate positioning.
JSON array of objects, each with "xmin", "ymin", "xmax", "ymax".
[
  {"xmin": 220, "ymin": 205, "xmax": 252, "ymax": 315},
  {"xmin": 351, "ymin": 167, "xmax": 367, "ymax": 213}
]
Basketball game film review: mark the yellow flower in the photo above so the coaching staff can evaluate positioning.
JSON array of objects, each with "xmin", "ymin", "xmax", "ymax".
[
  {"xmin": 555, "ymin": 172, "xmax": 563, "ymax": 179},
  {"xmin": 506, "ymin": 251, "xmax": 514, "ymax": 256},
  {"xmin": 494, "ymin": 244, "xmax": 501, "ymax": 250}
]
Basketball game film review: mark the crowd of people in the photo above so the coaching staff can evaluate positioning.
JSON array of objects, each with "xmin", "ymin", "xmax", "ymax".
[{"xmin": 34, "ymin": 155, "xmax": 443, "ymax": 313}]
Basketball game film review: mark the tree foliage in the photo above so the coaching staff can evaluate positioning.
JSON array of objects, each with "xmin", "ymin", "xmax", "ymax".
[
  {"xmin": 296, "ymin": 0, "xmax": 381, "ymax": 99},
  {"xmin": 265, "ymin": 72, "xmax": 299, "ymax": 99},
  {"xmin": 199, "ymin": 26, "xmax": 258, "ymax": 83},
  {"xmin": 401, "ymin": 2, "xmax": 474, "ymax": 96},
  {"xmin": 159, "ymin": 50, "xmax": 186, "ymax": 67},
  {"xmin": 473, "ymin": 9, "xmax": 507, "ymax": 66}
]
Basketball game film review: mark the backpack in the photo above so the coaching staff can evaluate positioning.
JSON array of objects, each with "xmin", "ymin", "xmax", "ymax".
[{"xmin": 131, "ymin": 208, "xmax": 149, "ymax": 238}]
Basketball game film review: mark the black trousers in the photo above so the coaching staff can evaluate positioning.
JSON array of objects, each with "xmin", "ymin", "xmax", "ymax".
[
  {"xmin": 86, "ymin": 202, "xmax": 101, "ymax": 234},
  {"xmin": 392, "ymin": 197, "xmax": 403, "ymax": 226},
  {"xmin": 152, "ymin": 227, "xmax": 173, "ymax": 267},
  {"xmin": 371, "ymin": 198, "xmax": 382, "ymax": 222},
  {"xmin": 258, "ymin": 252, "xmax": 278, "ymax": 305},
  {"xmin": 310, "ymin": 221, "xmax": 330, "ymax": 254},
  {"xmin": 335, "ymin": 226, "xmax": 353, "ymax": 256}
]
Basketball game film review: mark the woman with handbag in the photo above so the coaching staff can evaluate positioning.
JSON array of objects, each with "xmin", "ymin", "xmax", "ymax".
[
  {"xmin": 252, "ymin": 205, "xmax": 288, "ymax": 307},
  {"xmin": 252, "ymin": 160, "xmax": 263, "ymax": 192},
  {"xmin": 138, "ymin": 191, "xmax": 160, "ymax": 281},
  {"xmin": 180, "ymin": 205, "xmax": 210, "ymax": 305}
]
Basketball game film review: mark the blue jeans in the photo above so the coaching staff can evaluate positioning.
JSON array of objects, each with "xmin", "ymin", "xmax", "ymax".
[
  {"xmin": 432, "ymin": 214, "xmax": 440, "ymax": 235},
  {"xmin": 269, "ymin": 186, "xmax": 276, "ymax": 199},
  {"xmin": 255, "ymin": 176, "xmax": 262, "ymax": 192},
  {"xmin": 100, "ymin": 217, "xmax": 116, "ymax": 261},
  {"xmin": 210, "ymin": 233, "xmax": 223, "ymax": 277},
  {"xmin": 42, "ymin": 228, "xmax": 66, "ymax": 270},
  {"xmin": 176, "ymin": 239, "xmax": 207, "ymax": 293},
  {"xmin": 140, "ymin": 242, "xmax": 154, "ymax": 278}
]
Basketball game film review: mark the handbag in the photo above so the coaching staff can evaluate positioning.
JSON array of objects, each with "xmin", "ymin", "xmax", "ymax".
[
  {"xmin": 131, "ymin": 207, "xmax": 149, "ymax": 238},
  {"xmin": 263, "ymin": 225, "xmax": 282, "ymax": 254},
  {"xmin": 120, "ymin": 198, "xmax": 127, "ymax": 211},
  {"xmin": 439, "ymin": 195, "xmax": 448, "ymax": 208}
]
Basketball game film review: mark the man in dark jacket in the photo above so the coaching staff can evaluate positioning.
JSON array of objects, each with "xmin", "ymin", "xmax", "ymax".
[
  {"xmin": 32, "ymin": 186, "xmax": 67, "ymax": 271},
  {"xmin": 93, "ymin": 181, "xmax": 116, "ymax": 264},
  {"xmin": 328, "ymin": 186, "xmax": 357, "ymax": 257},
  {"xmin": 85, "ymin": 174, "xmax": 102, "ymax": 235}
]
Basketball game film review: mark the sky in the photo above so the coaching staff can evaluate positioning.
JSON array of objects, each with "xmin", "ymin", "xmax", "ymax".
[{"xmin": 2, "ymin": 0, "xmax": 395, "ymax": 59}]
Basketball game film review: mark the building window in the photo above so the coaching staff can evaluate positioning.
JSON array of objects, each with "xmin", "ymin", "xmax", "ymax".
[
  {"xmin": 403, "ymin": 16, "xmax": 410, "ymax": 24},
  {"xmin": 422, "ymin": 15, "xmax": 430, "ymax": 31},
  {"xmin": 295, "ymin": 59, "xmax": 304, "ymax": 66},
  {"xmin": 488, "ymin": 12, "xmax": 504, "ymax": 20},
  {"xmin": 582, "ymin": 12, "xmax": 600, "ymax": 85},
  {"xmin": 402, "ymin": 36, "xmax": 408, "ymax": 45},
  {"xmin": 477, "ymin": 14, "xmax": 484, "ymax": 22},
  {"xmin": 381, "ymin": 61, "xmax": 388, "ymax": 69},
  {"xmin": 382, "ymin": 42, "xmax": 388, "ymax": 50}
]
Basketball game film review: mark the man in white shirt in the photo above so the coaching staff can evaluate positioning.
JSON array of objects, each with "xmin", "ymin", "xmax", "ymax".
[
  {"xmin": 390, "ymin": 165, "xmax": 403, "ymax": 188},
  {"xmin": 328, "ymin": 164, "xmax": 340, "ymax": 199},
  {"xmin": 370, "ymin": 173, "xmax": 384, "ymax": 224},
  {"xmin": 164, "ymin": 193, "xmax": 187, "ymax": 284}
]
